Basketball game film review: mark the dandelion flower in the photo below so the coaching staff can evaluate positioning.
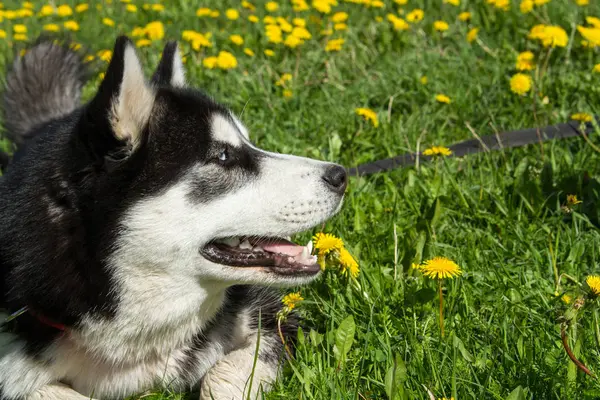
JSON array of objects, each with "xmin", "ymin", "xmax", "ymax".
[
  {"xmin": 283, "ymin": 89, "xmax": 293, "ymax": 98},
  {"xmin": 196, "ymin": 7, "xmax": 211, "ymax": 17},
  {"xmin": 39, "ymin": 5, "xmax": 55, "ymax": 16},
  {"xmin": 332, "ymin": 12, "xmax": 348, "ymax": 23},
  {"xmin": 458, "ymin": 12, "xmax": 471, "ymax": 21},
  {"xmin": 586, "ymin": 17, "xmax": 600, "ymax": 29},
  {"xmin": 423, "ymin": 146, "xmax": 452, "ymax": 157},
  {"xmin": 313, "ymin": 233, "xmax": 344, "ymax": 256},
  {"xmin": 230, "ymin": 34, "xmax": 244, "ymax": 46},
  {"xmin": 126, "ymin": 4, "xmax": 137, "ymax": 12},
  {"xmin": 520, "ymin": 0, "xmax": 534, "ymax": 13},
  {"xmin": 266, "ymin": 1, "xmax": 279, "ymax": 11},
  {"xmin": 63, "ymin": 21, "xmax": 80, "ymax": 31},
  {"xmin": 98, "ymin": 50, "xmax": 112, "ymax": 62},
  {"xmin": 203, "ymin": 56, "xmax": 218, "ymax": 69},
  {"xmin": 312, "ymin": 0, "xmax": 337, "ymax": 14},
  {"xmin": 571, "ymin": 113, "xmax": 593, "ymax": 122},
  {"xmin": 0, "ymin": 30, "xmax": 6, "ymax": 39},
  {"xmin": 275, "ymin": 73, "xmax": 293, "ymax": 86},
  {"xmin": 325, "ymin": 38, "xmax": 345, "ymax": 52},
  {"xmin": 242, "ymin": 1, "xmax": 256, "ymax": 10},
  {"xmin": 578, "ymin": 26, "xmax": 600, "ymax": 48},
  {"xmin": 293, "ymin": 18, "xmax": 306, "ymax": 27},
  {"xmin": 225, "ymin": 9, "xmax": 239, "ymax": 20},
  {"xmin": 421, "ymin": 257, "xmax": 462, "ymax": 279},
  {"xmin": 566, "ymin": 194, "xmax": 583, "ymax": 206},
  {"xmin": 145, "ymin": 22, "xmax": 164, "ymax": 40},
  {"xmin": 13, "ymin": 34, "xmax": 27, "ymax": 42},
  {"xmin": 510, "ymin": 73, "xmax": 532, "ymax": 95},
  {"xmin": 394, "ymin": 0, "xmax": 408, "ymax": 4},
  {"xmin": 576, "ymin": 0, "xmax": 589, "ymax": 4},
  {"xmin": 406, "ymin": 9, "xmax": 424, "ymax": 22},
  {"xmin": 13, "ymin": 25, "xmax": 27, "ymax": 34},
  {"xmin": 56, "ymin": 4, "xmax": 73, "ymax": 17},
  {"xmin": 136, "ymin": 39, "xmax": 151, "ymax": 47},
  {"xmin": 355, "ymin": 108, "xmax": 379, "ymax": 127},
  {"xmin": 443, "ymin": 0, "xmax": 460, "ymax": 5},
  {"xmin": 43, "ymin": 24, "xmax": 60, "ymax": 32},
  {"xmin": 75, "ymin": 4, "xmax": 89, "ymax": 13},
  {"xmin": 388, "ymin": 15, "xmax": 409, "ymax": 31},
  {"xmin": 561, "ymin": 294, "xmax": 572, "ymax": 304},
  {"xmin": 594, "ymin": 64, "xmax": 600, "ymax": 73},
  {"xmin": 420, "ymin": 76, "xmax": 428, "ymax": 85},
  {"xmin": 467, "ymin": 28, "xmax": 479, "ymax": 43},
  {"xmin": 435, "ymin": 94, "xmax": 452, "ymax": 104},
  {"xmin": 434, "ymin": 21, "xmax": 449, "ymax": 32},
  {"xmin": 216, "ymin": 51, "xmax": 237, "ymax": 70},
  {"xmin": 248, "ymin": 15, "xmax": 259, "ymax": 23},
  {"xmin": 264, "ymin": 49, "xmax": 275, "ymax": 57},
  {"xmin": 282, "ymin": 292, "xmax": 303, "ymax": 310},
  {"xmin": 151, "ymin": 4, "xmax": 164, "ymax": 11},
  {"xmin": 516, "ymin": 51, "xmax": 535, "ymax": 71},
  {"xmin": 102, "ymin": 18, "xmax": 115, "ymax": 27},
  {"xmin": 586, "ymin": 275, "xmax": 600, "ymax": 295},
  {"xmin": 339, "ymin": 247, "xmax": 359, "ymax": 278}
]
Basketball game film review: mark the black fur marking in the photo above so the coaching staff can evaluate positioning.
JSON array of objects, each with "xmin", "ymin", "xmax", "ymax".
[{"xmin": 151, "ymin": 41, "xmax": 179, "ymax": 86}]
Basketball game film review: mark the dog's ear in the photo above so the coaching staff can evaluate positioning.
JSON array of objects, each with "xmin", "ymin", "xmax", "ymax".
[
  {"xmin": 151, "ymin": 41, "xmax": 186, "ymax": 87},
  {"xmin": 86, "ymin": 36, "xmax": 154, "ymax": 156}
]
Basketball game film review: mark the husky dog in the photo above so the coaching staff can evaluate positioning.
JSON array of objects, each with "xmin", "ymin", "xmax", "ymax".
[{"xmin": 0, "ymin": 36, "xmax": 347, "ymax": 399}]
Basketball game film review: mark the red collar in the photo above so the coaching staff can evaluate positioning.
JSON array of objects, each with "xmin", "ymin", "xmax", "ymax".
[{"xmin": 28, "ymin": 309, "xmax": 67, "ymax": 331}]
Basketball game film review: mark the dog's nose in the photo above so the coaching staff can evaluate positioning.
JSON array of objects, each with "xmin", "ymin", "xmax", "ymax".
[{"xmin": 322, "ymin": 164, "xmax": 348, "ymax": 194}]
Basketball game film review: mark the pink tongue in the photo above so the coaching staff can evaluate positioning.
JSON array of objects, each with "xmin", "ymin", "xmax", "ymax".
[{"xmin": 260, "ymin": 243, "xmax": 304, "ymax": 257}]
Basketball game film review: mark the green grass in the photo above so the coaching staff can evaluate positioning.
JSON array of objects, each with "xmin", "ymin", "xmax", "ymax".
[{"xmin": 3, "ymin": 0, "xmax": 600, "ymax": 399}]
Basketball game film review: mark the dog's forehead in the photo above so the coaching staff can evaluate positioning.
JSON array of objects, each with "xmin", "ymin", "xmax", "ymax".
[{"xmin": 210, "ymin": 113, "xmax": 246, "ymax": 146}]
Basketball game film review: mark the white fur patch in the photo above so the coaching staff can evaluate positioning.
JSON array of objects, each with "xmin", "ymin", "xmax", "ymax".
[
  {"xmin": 230, "ymin": 113, "xmax": 250, "ymax": 140},
  {"xmin": 170, "ymin": 44, "xmax": 186, "ymax": 87},
  {"xmin": 211, "ymin": 114, "xmax": 243, "ymax": 147},
  {"xmin": 110, "ymin": 44, "xmax": 155, "ymax": 149}
]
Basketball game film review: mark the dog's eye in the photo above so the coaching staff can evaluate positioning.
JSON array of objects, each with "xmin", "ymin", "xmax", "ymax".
[{"xmin": 218, "ymin": 149, "xmax": 229, "ymax": 163}]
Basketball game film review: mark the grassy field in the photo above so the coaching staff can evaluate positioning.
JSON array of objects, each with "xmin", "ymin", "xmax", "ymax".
[{"xmin": 3, "ymin": 0, "xmax": 600, "ymax": 399}]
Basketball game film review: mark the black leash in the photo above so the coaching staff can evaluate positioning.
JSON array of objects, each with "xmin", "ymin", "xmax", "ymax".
[{"xmin": 348, "ymin": 118, "xmax": 598, "ymax": 177}]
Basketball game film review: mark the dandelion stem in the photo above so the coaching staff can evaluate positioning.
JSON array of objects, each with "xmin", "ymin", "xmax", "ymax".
[
  {"xmin": 277, "ymin": 318, "xmax": 294, "ymax": 360},
  {"xmin": 439, "ymin": 279, "xmax": 444, "ymax": 338},
  {"xmin": 561, "ymin": 323, "xmax": 594, "ymax": 378}
]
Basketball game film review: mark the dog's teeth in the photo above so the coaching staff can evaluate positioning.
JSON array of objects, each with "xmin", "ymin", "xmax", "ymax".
[
  {"xmin": 252, "ymin": 246, "xmax": 263, "ymax": 252},
  {"xmin": 239, "ymin": 239, "xmax": 252, "ymax": 250},
  {"xmin": 221, "ymin": 237, "xmax": 241, "ymax": 247},
  {"xmin": 306, "ymin": 240, "xmax": 313, "ymax": 255},
  {"xmin": 300, "ymin": 246, "xmax": 309, "ymax": 259}
]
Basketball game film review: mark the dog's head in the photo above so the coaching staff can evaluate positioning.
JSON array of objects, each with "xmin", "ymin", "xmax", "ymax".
[{"xmin": 83, "ymin": 37, "xmax": 346, "ymax": 287}]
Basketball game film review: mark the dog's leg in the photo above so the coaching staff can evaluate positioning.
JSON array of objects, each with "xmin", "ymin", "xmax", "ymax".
[
  {"xmin": 27, "ymin": 383, "xmax": 95, "ymax": 400},
  {"xmin": 199, "ymin": 333, "xmax": 280, "ymax": 400}
]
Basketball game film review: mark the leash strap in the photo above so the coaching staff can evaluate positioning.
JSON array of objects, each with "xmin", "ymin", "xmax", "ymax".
[{"xmin": 348, "ymin": 118, "xmax": 597, "ymax": 177}]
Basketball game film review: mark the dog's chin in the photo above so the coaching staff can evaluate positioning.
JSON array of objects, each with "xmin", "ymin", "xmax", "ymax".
[{"xmin": 199, "ymin": 235, "xmax": 321, "ymax": 283}]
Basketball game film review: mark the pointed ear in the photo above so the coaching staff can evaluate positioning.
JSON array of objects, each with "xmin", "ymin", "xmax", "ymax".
[
  {"xmin": 151, "ymin": 41, "xmax": 186, "ymax": 87},
  {"xmin": 87, "ymin": 36, "xmax": 154, "ymax": 153}
]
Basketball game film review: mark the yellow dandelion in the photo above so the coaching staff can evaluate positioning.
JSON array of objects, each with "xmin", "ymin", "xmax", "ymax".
[
  {"xmin": 467, "ymin": 27, "xmax": 479, "ymax": 43},
  {"xmin": 587, "ymin": 17, "xmax": 600, "ymax": 29},
  {"xmin": 210, "ymin": 10, "xmax": 220, "ymax": 18},
  {"xmin": 313, "ymin": 233, "xmax": 344, "ymax": 257},
  {"xmin": 394, "ymin": 0, "xmax": 408, "ymax": 4},
  {"xmin": 226, "ymin": 8, "xmax": 239, "ymax": 20},
  {"xmin": 56, "ymin": 4, "xmax": 73, "ymax": 17},
  {"xmin": 423, "ymin": 146, "xmax": 452, "ymax": 157},
  {"xmin": 421, "ymin": 257, "xmax": 462, "ymax": 279},
  {"xmin": 332, "ymin": 11, "xmax": 348, "ymax": 23},
  {"xmin": 283, "ymin": 89, "xmax": 293, "ymax": 98},
  {"xmin": 443, "ymin": 0, "xmax": 460, "ymax": 5},
  {"xmin": 312, "ymin": 0, "xmax": 336, "ymax": 14},
  {"xmin": 325, "ymin": 38, "xmax": 345, "ymax": 52},
  {"xmin": 43, "ymin": 24, "xmax": 60, "ymax": 32},
  {"xmin": 520, "ymin": 0, "xmax": 534, "ymax": 13},
  {"xmin": 435, "ymin": 94, "xmax": 452, "ymax": 104},
  {"xmin": 126, "ymin": 4, "xmax": 137, "ymax": 12},
  {"xmin": 145, "ymin": 21, "xmax": 164, "ymax": 40},
  {"xmin": 13, "ymin": 33, "xmax": 27, "ymax": 41},
  {"xmin": 63, "ymin": 21, "xmax": 80, "ymax": 31},
  {"xmin": 578, "ymin": 26, "xmax": 600, "ymax": 48},
  {"xmin": 510, "ymin": 73, "xmax": 532, "ymax": 95},
  {"xmin": 434, "ymin": 21, "xmax": 449, "ymax": 32},
  {"xmin": 13, "ymin": 24, "xmax": 26, "ymax": 34},
  {"xmin": 248, "ymin": 15, "xmax": 259, "ymax": 23},
  {"xmin": 203, "ymin": 56, "xmax": 218, "ymax": 69},
  {"xmin": 230, "ymin": 34, "xmax": 244, "ymax": 46},
  {"xmin": 406, "ymin": 9, "xmax": 424, "ymax": 23},
  {"xmin": 102, "ymin": 18, "xmax": 115, "ymax": 27},
  {"xmin": 151, "ymin": 4, "xmax": 164, "ymax": 11},
  {"xmin": 420, "ymin": 76, "xmax": 428, "ymax": 85},
  {"xmin": 0, "ymin": 30, "xmax": 6, "ymax": 39},
  {"xmin": 196, "ymin": 7, "xmax": 211, "ymax": 17},
  {"xmin": 282, "ymin": 292, "xmax": 303, "ymax": 310},
  {"xmin": 264, "ymin": 49, "xmax": 275, "ymax": 57},
  {"xmin": 75, "ymin": 3, "xmax": 89, "ymax": 13},
  {"xmin": 355, "ymin": 108, "xmax": 379, "ymax": 127},
  {"xmin": 561, "ymin": 294, "xmax": 572, "ymax": 304},
  {"xmin": 593, "ymin": 64, "xmax": 600, "ymax": 73},
  {"xmin": 388, "ymin": 15, "xmax": 409, "ymax": 31},
  {"xmin": 586, "ymin": 275, "xmax": 600, "ymax": 295},
  {"xmin": 275, "ymin": 73, "xmax": 292, "ymax": 86},
  {"xmin": 244, "ymin": 48, "xmax": 255, "ymax": 57},
  {"xmin": 39, "ymin": 5, "xmax": 55, "ymax": 16},
  {"xmin": 458, "ymin": 12, "xmax": 472, "ymax": 21},
  {"xmin": 339, "ymin": 247, "xmax": 359, "ymax": 278},
  {"xmin": 516, "ymin": 51, "xmax": 535, "ymax": 71},
  {"xmin": 215, "ymin": 51, "xmax": 237, "ymax": 70},
  {"xmin": 566, "ymin": 194, "xmax": 583, "ymax": 206},
  {"xmin": 266, "ymin": 1, "xmax": 279, "ymax": 11},
  {"xmin": 571, "ymin": 113, "xmax": 593, "ymax": 122},
  {"xmin": 293, "ymin": 18, "xmax": 306, "ymax": 27},
  {"xmin": 576, "ymin": 0, "xmax": 589, "ymax": 4},
  {"xmin": 136, "ymin": 39, "xmax": 151, "ymax": 47},
  {"xmin": 98, "ymin": 49, "xmax": 112, "ymax": 62},
  {"xmin": 242, "ymin": 1, "xmax": 256, "ymax": 10}
]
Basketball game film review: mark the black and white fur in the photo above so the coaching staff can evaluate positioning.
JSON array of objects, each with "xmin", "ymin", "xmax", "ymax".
[{"xmin": 0, "ymin": 37, "xmax": 347, "ymax": 399}]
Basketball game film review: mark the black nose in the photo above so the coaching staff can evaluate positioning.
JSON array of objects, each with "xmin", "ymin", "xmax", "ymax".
[{"xmin": 322, "ymin": 164, "xmax": 348, "ymax": 194}]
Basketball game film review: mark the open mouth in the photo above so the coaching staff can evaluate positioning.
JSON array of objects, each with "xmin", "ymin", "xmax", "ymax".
[{"xmin": 201, "ymin": 236, "xmax": 320, "ymax": 276}]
